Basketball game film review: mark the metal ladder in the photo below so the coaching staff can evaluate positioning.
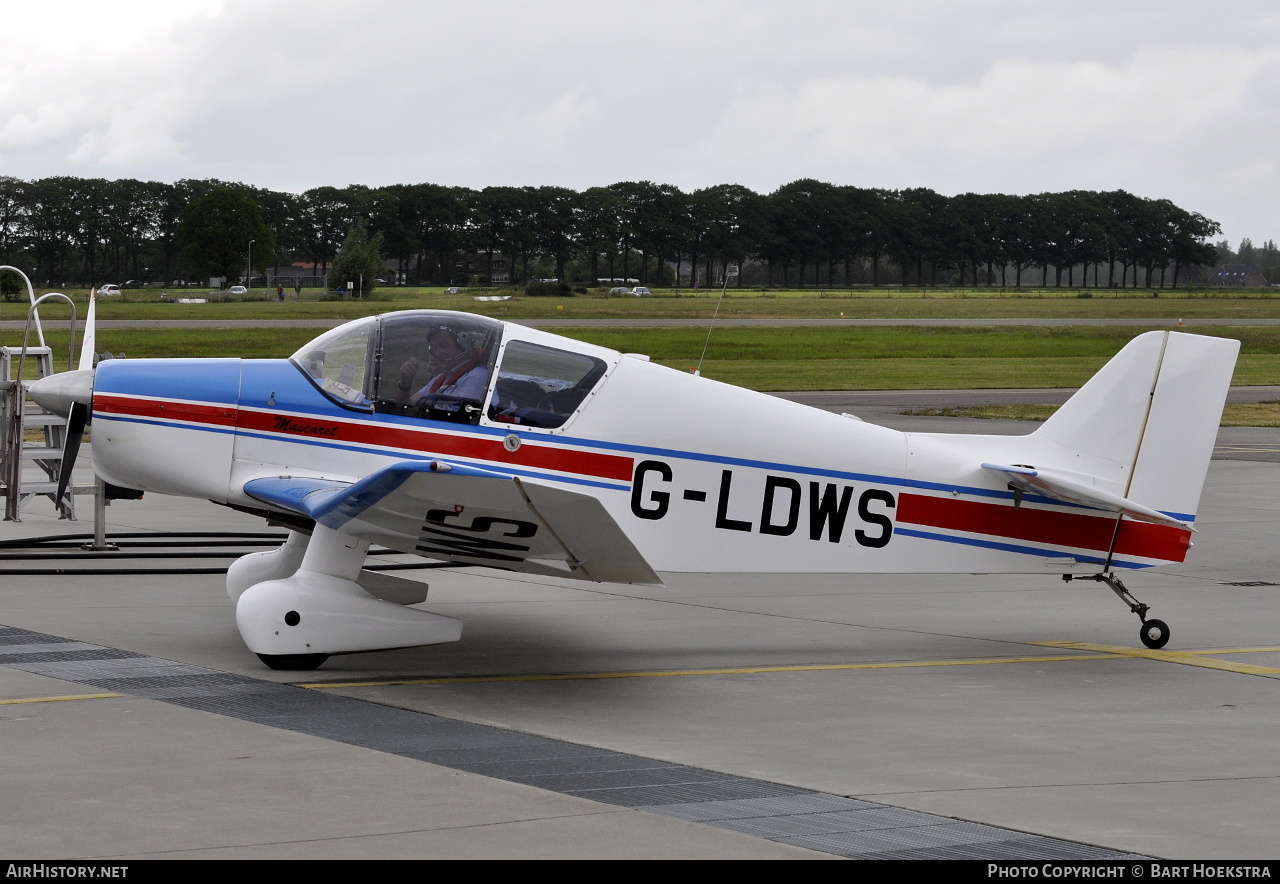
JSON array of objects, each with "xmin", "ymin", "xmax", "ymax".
[
  {"xmin": 0, "ymin": 271, "xmax": 96, "ymax": 523},
  {"xmin": 0, "ymin": 344, "xmax": 84, "ymax": 521}
]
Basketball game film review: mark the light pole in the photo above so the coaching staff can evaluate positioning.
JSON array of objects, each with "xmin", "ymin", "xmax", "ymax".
[{"xmin": 247, "ymin": 239, "xmax": 255, "ymax": 291}]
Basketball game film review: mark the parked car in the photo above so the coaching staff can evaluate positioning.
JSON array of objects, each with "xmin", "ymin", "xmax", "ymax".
[
  {"xmin": 445, "ymin": 286, "xmax": 463, "ymax": 294},
  {"xmin": 98, "ymin": 284, "xmax": 122, "ymax": 296},
  {"xmin": 630, "ymin": 286, "xmax": 652, "ymax": 296},
  {"xmin": 122, "ymin": 280, "xmax": 143, "ymax": 289},
  {"xmin": 608, "ymin": 286, "xmax": 630, "ymax": 295},
  {"xmin": 228, "ymin": 285, "xmax": 248, "ymax": 295}
]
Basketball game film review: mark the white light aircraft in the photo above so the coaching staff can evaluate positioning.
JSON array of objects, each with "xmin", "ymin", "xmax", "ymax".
[{"xmin": 29, "ymin": 310, "xmax": 1239, "ymax": 669}]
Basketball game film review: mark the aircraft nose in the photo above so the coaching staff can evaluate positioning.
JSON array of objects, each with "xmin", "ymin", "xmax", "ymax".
[{"xmin": 28, "ymin": 369, "xmax": 94, "ymax": 417}]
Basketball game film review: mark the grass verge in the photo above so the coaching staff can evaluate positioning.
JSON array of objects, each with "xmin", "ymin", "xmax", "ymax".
[
  {"xmin": 5, "ymin": 325, "xmax": 1278, "ymax": 391},
  {"xmin": 903, "ymin": 403, "xmax": 1280, "ymax": 428},
  {"xmin": 6, "ymin": 286, "xmax": 1280, "ymax": 321}
]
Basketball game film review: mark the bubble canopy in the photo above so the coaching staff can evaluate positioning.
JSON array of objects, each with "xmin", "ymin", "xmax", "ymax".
[{"xmin": 291, "ymin": 311, "xmax": 504, "ymax": 420}]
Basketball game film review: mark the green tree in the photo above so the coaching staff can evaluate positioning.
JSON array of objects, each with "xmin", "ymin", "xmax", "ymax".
[
  {"xmin": 0, "ymin": 176, "xmax": 28, "ymax": 268},
  {"xmin": 404, "ymin": 184, "xmax": 473, "ymax": 285},
  {"xmin": 1167, "ymin": 207, "xmax": 1221, "ymax": 288},
  {"xmin": 475, "ymin": 186, "xmax": 531, "ymax": 284},
  {"xmin": 767, "ymin": 180, "xmax": 826, "ymax": 286},
  {"xmin": 329, "ymin": 221, "xmax": 385, "ymax": 297},
  {"xmin": 253, "ymin": 188, "xmax": 306, "ymax": 280},
  {"xmin": 176, "ymin": 187, "xmax": 275, "ymax": 285},
  {"xmin": 577, "ymin": 186, "xmax": 623, "ymax": 284},
  {"xmin": 531, "ymin": 186, "xmax": 581, "ymax": 283},
  {"xmin": 694, "ymin": 184, "xmax": 765, "ymax": 287},
  {"xmin": 26, "ymin": 178, "xmax": 78, "ymax": 285}
]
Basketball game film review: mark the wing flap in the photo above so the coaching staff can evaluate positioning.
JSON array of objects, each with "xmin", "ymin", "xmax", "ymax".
[
  {"xmin": 244, "ymin": 459, "xmax": 660, "ymax": 585},
  {"xmin": 520, "ymin": 481, "xmax": 660, "ymax": 584}
]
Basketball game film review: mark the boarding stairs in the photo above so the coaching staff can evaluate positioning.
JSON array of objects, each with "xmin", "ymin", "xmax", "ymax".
[{"xmin": 0, "ymin": 344, "xmax": 90, "ymax": 521}]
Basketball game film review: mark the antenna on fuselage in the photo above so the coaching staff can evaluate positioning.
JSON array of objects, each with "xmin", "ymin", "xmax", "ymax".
[{"xmin": 694, "ymin": 262, "xmax": 738, "ymax": 376}]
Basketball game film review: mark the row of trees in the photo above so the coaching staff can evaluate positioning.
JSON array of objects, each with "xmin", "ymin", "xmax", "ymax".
[
  {"xmin": 1220, "ymin": 238, "xmax": 1280, "ymax": 283},
  {"xmin": 0, "ymin": 175, "xmax": 1231, "ymax": 292}
]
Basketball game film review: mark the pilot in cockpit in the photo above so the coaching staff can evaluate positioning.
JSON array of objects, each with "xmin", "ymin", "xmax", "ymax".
[{"xmin": 395, "ymin": 324, "xmax": 490, "ymax": 405}]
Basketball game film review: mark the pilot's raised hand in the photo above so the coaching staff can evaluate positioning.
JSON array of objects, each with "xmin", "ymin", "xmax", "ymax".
[{"xmin": 398, "ymin": 356, "xmax": 419, "ymax": 391}]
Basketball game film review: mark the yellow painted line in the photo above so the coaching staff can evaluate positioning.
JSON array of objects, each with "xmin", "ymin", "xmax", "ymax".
[
  {"xmin": 299, "ymin": 653, "xmax": 1120, "ymax": 689},
  {"xmin": 303, "ymin": 642, "xmax": 1280, "ymax": 689},
  {"xmin": 1033, "ymin": 641, "xmax": 1280, "ymax": 676},
  {"xmin": 0, "ymin": 692, "xmax": 122, "ymax": 705}
]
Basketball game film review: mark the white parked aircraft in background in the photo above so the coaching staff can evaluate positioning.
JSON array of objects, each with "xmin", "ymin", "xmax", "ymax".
[{"xmin": 30, "ymin": 310, "xmax": 1239, "ymax": 669}]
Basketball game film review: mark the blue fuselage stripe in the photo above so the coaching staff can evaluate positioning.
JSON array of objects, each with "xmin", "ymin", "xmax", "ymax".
[
  {"xmin": 893, "ymin": 527, "xmax": 1149, "ymax": 570},
  {"xmin": 96, "ymin": 399, "xmax": 1192, "ymax": 523}
]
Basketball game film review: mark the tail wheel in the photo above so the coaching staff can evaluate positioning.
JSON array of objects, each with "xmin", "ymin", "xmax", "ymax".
[{"xmin": 1139, "ymin": 619, "xmax": 1170, "ymax": 650}]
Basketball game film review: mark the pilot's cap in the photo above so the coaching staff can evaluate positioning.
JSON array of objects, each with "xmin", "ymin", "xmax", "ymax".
[{"xmin": 427, "ymin": 325, "xmax": 475, "ymax": 352}]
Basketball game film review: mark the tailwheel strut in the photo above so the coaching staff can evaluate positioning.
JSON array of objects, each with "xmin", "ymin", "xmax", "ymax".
[{"xmin": 1062, "ymin": 572, "xmax": 1170, "ymax": 649}]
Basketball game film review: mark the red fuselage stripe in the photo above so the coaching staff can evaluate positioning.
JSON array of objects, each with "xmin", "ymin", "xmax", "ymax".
[
  {"xmin": 95, "ymin": 394, "xmax": 238, "ymax": 426},
  {"xmin": 897, "ymin": 493, "xmax": 1191, "ymax": 563},
  {"xmin": 96, "ymin": 395, "xmax": 635, "ymax": 482}
]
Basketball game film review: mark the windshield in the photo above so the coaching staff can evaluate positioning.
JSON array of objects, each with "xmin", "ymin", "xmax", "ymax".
[{"xmin": 290, "ymin": 318, "xmax": 375, "ymax": 407}]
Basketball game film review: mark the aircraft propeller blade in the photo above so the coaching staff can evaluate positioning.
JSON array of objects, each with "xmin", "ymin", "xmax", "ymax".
[
  {"xmin": 78, "ymin": 287, "xmax": 97, "ymax": 372},
  {"xmin": 55, "ymin": 399, "xmax": 88, "ymax": 505},
  {"xmin": 32, "ymin": 287, "xmax": 97, "ymax": 508}
]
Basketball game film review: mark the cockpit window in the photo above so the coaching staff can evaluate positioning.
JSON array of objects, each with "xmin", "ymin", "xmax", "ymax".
[
  {"xmin": 371, "ymin": 312, "xmax": 502, "ymax": 425},
  {"xmin": 488, "ymin": 341, "xmax": 607, "ymax": 429},
  {"xmin": 290, "ymin": 318, "xmax": 374, "ymax": 408},
  {"xmin": 289, "ymin": 313, "xmax": 607, "ymax": 427}
]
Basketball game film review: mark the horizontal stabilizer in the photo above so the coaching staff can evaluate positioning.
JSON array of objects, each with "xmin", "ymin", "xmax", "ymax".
[{"xmin": 981, "ymin": 462, "xmax": 1191, "ymax": 531}]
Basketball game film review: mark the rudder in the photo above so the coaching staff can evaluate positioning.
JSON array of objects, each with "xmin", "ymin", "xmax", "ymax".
[{"xmin": 1034, "ymin": 331, "xmax": 1238, "ymax": 526}]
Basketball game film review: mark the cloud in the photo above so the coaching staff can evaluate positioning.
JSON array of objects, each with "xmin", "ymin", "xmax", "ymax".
[
  {"xmin": 0, "ymin": 1, "xmax": 1276, "ymax": 238},
  {"xmin": 683, "ymin": 45, "xmax": 1278, "ymax": 237},
  {"xmin": 0, "ymin": 0, "xmax": 225, "ymax": 166},
  {"xmin": 68, "ymin": 87, "xmax": 190, "ymax": 166},
  {"xmin": 698, "ymin": 47, "xmax": 1269, "ymax": 176}
]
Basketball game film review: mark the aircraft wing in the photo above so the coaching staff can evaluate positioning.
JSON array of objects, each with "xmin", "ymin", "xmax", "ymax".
[
  {"xmin": 981, "ymin": 462, "xmax": 1192, "ymax": 531},
  {"xmin": 243, "ymin": 459, "xmax": 661, "ymax": 585}
]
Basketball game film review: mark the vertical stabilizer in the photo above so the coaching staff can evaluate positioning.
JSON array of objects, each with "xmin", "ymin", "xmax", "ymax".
[
  {"xmin": 1034, "ymin": 331, "xmax": 1238, "ymax": 525},
  {"xmin": 1125, "ymin": 333, "xmax": 1239, "ymax": 521}
]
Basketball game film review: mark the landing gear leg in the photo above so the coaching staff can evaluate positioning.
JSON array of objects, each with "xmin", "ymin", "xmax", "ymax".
[
  {"xmin": 226, "ymin": 529, "xmax": 309, "ymax": 603},
  {"xmin": 234, "ymin": 524, "xmax": 462, "ymax": 667},
  {"xmin": 1062, "ymin": 572, "xmax": 1171, "ymax": 649}
]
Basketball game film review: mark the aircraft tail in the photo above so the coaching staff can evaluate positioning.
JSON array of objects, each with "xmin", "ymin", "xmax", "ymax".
[{"xmin": 1032, "ymin": 331, "xmax": 1239, "ymax": 526}]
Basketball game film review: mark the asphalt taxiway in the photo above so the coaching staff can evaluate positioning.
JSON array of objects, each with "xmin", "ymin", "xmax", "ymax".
[{"xmin": 2, "ymin": 399, "xmax": 1278, "ymax": 859}]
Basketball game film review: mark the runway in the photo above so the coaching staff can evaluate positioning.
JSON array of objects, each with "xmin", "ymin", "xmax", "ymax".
[{"xmin": 2, "ymin": 400, "xmax": 1279, "ymax": 859}]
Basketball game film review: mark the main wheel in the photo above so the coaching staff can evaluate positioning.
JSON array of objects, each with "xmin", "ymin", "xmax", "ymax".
[
  {"xmin": 1139, "ymin": 619, "xmax": 1170, "ymax": 649},
  {"xmin": 257, "ymin": 653, "xmax": 329, "ymax": 671}
]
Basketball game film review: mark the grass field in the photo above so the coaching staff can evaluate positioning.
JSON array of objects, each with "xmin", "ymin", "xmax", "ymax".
[
  {"xmin": 7, "ymin": 325, "xmax": 1278, "ymax": 391},
  {"xmin": 5, "ymin": 285, "xmax": 1280, "ymax": 322},
  {"xmin": 905, "ymin": 402, "xmax": 1280, "ymax": 427}
]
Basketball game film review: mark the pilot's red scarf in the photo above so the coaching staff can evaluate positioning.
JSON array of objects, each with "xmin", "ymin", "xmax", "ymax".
[{"xmin": 426, "ymin": 349, "xmax": 484, "ymax": 394}]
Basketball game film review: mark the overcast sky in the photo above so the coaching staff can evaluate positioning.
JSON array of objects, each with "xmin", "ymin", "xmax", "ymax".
[{"xmin": 2, "ymin": 0, "xmax": 1276, "ymax": 244}]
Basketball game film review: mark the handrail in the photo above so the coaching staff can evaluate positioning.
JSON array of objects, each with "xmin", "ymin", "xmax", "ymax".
[
  {"xmin": 4, "ymin": 292, "xmax": 79, "ymax": 522},
  {"xmin": 14, "ymin": 293, "xmax": 78, "ymax": 385},
  {"xmin": 0, "ymin": 266, "xmax": 44, "ymax": 349}
]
